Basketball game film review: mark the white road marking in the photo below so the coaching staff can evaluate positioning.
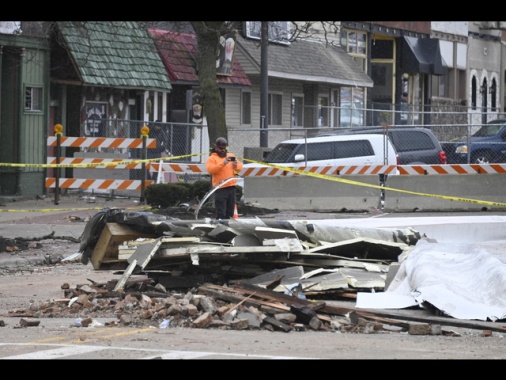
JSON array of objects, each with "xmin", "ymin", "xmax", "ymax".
[
  {"xmin": 0, "ymin": 345, "xmax": 104, "ymax": 359},
  {"xmin": 0, "ymin": 343, "xmax": 309, "ymax": 360}
]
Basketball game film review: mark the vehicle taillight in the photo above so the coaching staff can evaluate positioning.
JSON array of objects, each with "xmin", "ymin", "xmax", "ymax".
[{"xmin": 439, "ymin": 150, "xmax": 447, "ymax": 164}]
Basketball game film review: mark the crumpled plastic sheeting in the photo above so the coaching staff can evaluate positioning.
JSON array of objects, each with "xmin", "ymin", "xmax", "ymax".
[{"xmin": 386, "ymin": 239, "xmax": 506, "ymax": 321}]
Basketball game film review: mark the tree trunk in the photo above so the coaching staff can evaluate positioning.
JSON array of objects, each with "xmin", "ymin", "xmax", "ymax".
[{"xmin": 191, "ymin": 22, "xmax": 227, "ymax": 147}]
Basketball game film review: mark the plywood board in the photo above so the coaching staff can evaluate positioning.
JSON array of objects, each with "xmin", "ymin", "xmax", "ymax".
[{"xmin": 90, "ymin": 223, "xmax": 157, "ymax": 270}]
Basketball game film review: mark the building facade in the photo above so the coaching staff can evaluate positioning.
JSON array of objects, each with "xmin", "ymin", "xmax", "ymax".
[
  {"xmin": 1, "ymin": 21, "xmax": 505, "ymax": 196},
  {"xmin": 0, "ymin": 22, "xmax": 49, "ymax": 195}
]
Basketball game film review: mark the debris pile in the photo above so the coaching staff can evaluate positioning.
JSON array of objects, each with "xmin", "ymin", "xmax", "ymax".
[
  {"xmin": 2, "ymin": 275, "xmax": 446, "ymax": 334},
  {"xmin": 1, "ymin": 201, "xmax": 429, "ymax": 334},
  {"xmin": 4, "ymin": 207, "xmax": 506, "ymax": 335},
  {"xmin": 77, "ymin": 209, "xmax": 422, "ymax": 297}
]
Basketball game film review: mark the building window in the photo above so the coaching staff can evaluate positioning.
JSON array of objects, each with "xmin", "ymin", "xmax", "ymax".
[
  {"xmin": 291, "ymin": 94, "xmax": 303, "ymax": 127},
  {"xmin": 0, "ymin": 22, "xmax": 20, "ymax": 34},
  {"xmin": 340, "ymin": 87, "xmax": 364, "ymax": 127},
  {"xmin": 85, "ymin": 102, "xmax": 107, "ymax": 137},
  {"xmin": 491, "ymin": 78, "xmax": 497, "ymax": 112},
  {"xmin": 471, "ymin": 76, "xmax": 477, "ymax": 110},
  {"xmin": 457, "ymin": 69, "xmax": 466, "ymax": 102},
  {"xmin": 432, "ymin": 66, "xmax": 449, "ymax": 98},
  {"xmin": 241, "ymin": 91, "xmax": 251, "ymax": 125},
  {"xmin": 340, "ymin": 30, "xmax": 367, "ymax": 56},
  {"xmin": 25, "ymin": 86, "xmax": 42, "ymax": 112},
  {"xmin": 318, "ymin": 96, "xmax": 329, "ymax": 127},
  {"xmin": 268, "ymin": 93, "xmax": 282, "ymax": 125},
  {"xmin": 244, "ymin": 21, "xmax": 291, "ymax": 45},
  {"xmin": 432, "ymin": 67, "xmax": 467, "ymax": 101}
]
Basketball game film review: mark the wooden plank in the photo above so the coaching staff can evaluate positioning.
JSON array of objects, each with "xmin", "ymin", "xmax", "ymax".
[
  {"xmin": 90, "ymin": 223, "xmax": 157, "ymax": 270},
  {"xmin": 113, "ymin": 259, "xmax": 138, "ymax": 292},
  {"xmin": 158, "ymin": 245, "xmax": 303, "ymax": 256},
  {"xmin": 118, "ymin": 237, "xmax": 203, "ymax": 260}
]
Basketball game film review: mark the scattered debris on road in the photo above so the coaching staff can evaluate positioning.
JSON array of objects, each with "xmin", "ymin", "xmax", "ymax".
[{"xmin": 2, "ymin": 206, "xmax": 506, "ymax": 335}]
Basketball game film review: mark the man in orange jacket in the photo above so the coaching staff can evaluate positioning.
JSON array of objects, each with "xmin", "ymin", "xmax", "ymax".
[{"xmin": 206, "ymin": 137, "xmax": 243, "ymax": 219}]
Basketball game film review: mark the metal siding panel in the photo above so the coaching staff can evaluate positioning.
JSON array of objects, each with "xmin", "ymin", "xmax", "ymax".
[
  {"xmin": 225, "ymin": 88, "xmax": 241, "ymax": 127},
  {"xmin": 21, "ymin": 49, "xmax": 46, "ymax": 173}
]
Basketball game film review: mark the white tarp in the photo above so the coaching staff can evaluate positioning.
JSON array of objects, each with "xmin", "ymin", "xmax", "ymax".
[{"xmin": 356, "ymin": 239, "xmax": 506, "ymax": 321}]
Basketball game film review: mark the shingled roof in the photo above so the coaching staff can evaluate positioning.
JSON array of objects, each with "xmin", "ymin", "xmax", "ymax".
[
  {"xmin": 57, "ymin": 21, "xmax": 172, "ymax": 92},
  {"xmin": 149, "ymin": 29, "xmax": 251, "ymax": 87},
  {"xmin": 236, "ymin": 34, "xmax": 373, "ymax": 88}
]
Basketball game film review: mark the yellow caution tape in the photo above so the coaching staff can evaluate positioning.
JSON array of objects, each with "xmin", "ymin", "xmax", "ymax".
[
  {"xmin": 0, "ymin": 205, "xmax": 153, "ymax": 213},
  {"xmin": 242, "ymin": 158, "xmax": 506, "ymax": 208},
  {"xmin": 0, "ymin": 153, "xmax": 203, "ymax": 168}
]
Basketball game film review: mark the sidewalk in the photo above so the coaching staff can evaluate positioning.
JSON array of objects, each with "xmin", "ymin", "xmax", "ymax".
[
  {"xmin": 0, "ymin": 192, "xmax": 147, "ymax": 239},
  {"xmin": 2, "ymin": 192, "xmax": 506, "ymax": 243}
]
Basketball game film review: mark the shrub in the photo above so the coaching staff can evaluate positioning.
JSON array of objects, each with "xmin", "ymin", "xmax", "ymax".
[
  {"xmin": 144, "ymin": 180, "xmax": 242, "ymax": 208},
  {"xmin": 235, "ymin": 184, "xmax": 243, "ymax": 202},
  {"xmin": 192, "ymin": 179, "xmax": 212, "ymax": 200},
  {"xmin": 144, "ymin": 183, "xmax": 191, "ymax": 208}
]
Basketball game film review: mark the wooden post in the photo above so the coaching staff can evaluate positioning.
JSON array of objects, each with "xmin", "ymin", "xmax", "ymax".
[
  {"xmin": 53, "ymin": 124, "xmax": 63, "ymax": 205},
  {"xmin": 140, "ymin": 125, "xmax": 149, "ymax": 203}
]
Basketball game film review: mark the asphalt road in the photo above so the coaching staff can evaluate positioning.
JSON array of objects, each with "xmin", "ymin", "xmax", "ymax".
[
  {"xmin": 0, "ymin": 193, "xmax": 505, "ymax": 360},
  {"xmin": 1, "ymin": 192, "xmax": 505, "ymax": 239}
]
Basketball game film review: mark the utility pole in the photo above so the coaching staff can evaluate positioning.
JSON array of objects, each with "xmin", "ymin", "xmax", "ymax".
[{"xmin": 260, "ymin": 21, "xmax": 269, "ymax": 147}]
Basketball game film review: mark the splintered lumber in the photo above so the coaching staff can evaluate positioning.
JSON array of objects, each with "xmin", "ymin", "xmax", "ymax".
[
  {"xmin": 262, "ymin": 316, "xmax": 292, "ymax": 332},
  {"xmin": 199, "ymin": 283, "xmax": 333, "ymax": 323}
]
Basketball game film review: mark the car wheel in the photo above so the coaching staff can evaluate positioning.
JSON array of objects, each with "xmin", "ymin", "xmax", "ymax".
[{"xmin": 472, "ymin": 152, "xmax": 493, "ymax": 164}]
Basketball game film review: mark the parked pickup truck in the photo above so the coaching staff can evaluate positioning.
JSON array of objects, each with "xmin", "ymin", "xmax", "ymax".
[{"xmin": 441, "ymin": 118, "xmax": 506, "ymax": 164}]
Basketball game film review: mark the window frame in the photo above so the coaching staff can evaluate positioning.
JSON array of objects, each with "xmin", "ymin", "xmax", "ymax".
[
  {"xmin": 340, "ymin": 29, "xmax": 367, "ymax": 56},
  {"xmin": 268, "ymin": 92, "xmax": 283, "ymax": 126},
  {"xmin": 244, "ymin": 21, "xmax": 291, "ymax": 45},
  {"xmin": 24, "ymin": 85, "xmax": 43, "ymax": 113},
  {"xmin": 291, "ymin": 93, "xmax": 304, "ymax": 127},
  {"xmin": 339, "ymin": 87, "xmax": 365, "ymax": 127},
  {"xmin": 241, "ymin": 90, "xmax": 252, "ymax": 125},
  {"xmin": 318, "ymin": 95, "xmax": 330, "ymax": 127}
]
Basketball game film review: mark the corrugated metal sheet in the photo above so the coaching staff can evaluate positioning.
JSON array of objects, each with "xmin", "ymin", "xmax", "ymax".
[
  {"xmin": 149, "ymin": 29, "xmax": 251, "ymax": 87},
  {"xmin": 58, "ymin": 21, "xmax": 172, "ymax": 92}
]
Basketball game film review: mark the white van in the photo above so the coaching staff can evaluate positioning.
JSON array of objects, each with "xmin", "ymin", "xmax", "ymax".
[
  {"xmin": 261, "ymin": 134, "xmax": 398, "ymax": 167},
  {"xmin": 237, "ymin": 134, "xmax": 398, "ymax": 190}
]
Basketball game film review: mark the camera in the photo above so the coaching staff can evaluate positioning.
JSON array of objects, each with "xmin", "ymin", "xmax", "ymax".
[{"xmin": 229, "ymin": 157, "xmax": 236, "ymax": 161}]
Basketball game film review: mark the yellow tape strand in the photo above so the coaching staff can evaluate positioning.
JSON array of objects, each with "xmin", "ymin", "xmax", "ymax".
[
  {"xmin": 0, "ymin": 153, "xmax": 203, "ymax": 168},
  {"xmin": 0, "ymin": 205, "xmax": 153, "ymax": 213}
]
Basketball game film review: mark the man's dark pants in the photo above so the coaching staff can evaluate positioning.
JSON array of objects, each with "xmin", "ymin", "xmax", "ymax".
[{"xmin": 214, "ymin": 186, "xmax": 236, "ymax": 219}]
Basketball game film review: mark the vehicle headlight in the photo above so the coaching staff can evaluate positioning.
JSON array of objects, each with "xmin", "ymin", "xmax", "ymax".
[{"xmin": 455, "ymin": 145, "xmax": 468, "ymax": 154}]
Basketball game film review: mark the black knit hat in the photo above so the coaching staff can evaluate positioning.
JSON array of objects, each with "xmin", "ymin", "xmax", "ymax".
[{"xmin": 215, "ymin": 137, "xmax": 228, "ymax": 147}]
